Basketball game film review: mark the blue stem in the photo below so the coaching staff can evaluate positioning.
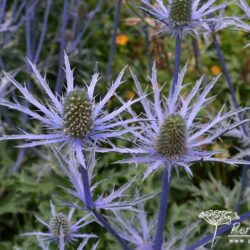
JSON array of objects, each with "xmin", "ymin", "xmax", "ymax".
[
  {"xmin": 34, "ymin": 0, "xmax": 51, "ymax": 64},
  {"xmin": 14, "ymin": 0, "xmax": 36, "ymax": 174},
  {"xmin": 143, "ymin": 11, "xmax": 152, "ymax": 75},
  {"xmin": 69, "ymin": 0, "xmax": 106, "ymax": 54},
  {"xmin": 25, "ymin": 0, "xmax": 32, "ymax": 70},
  {"xmin": 79, "ymin": 165, "xmax": 131, "ymax": 250},
  {"xmin": 237, "ymin": 159, "xmax": 250, "ymax": 213},
  {"xmin": 192, "ymin": 37, "xmax": 202, "ymax": 74},
  {"xmin": 154, "ymin": 165, "xmax": 171, "ymax": 250},
  {"xmin": 210, "ymin": 25, "xmax": 248, "ymax": 136},
  {"xmin": 186, "ymin": 210, "xmax": 250, "ymax": 250},
  {"xmin": 81, "ymin": 6, "xmax": 113, "ymax": 47},
  {"xmin": 0, "ymin": 0, "xmax": 7, "ymax": 24},
  {"xmin": 55, "ymin": 0, "xmax": 68, "ymax": 94},
  {"xmin": 92, "ymin": 209, "xmax": 131, "ymax": 250},
  {"xmin": 170, "ymin": 33, "xmax": 182, "ymax": 98},
  {"xmin": 106, "ymin": 0, "xmax": 122, "ymax": 80},
  {"xmin": 79, "ymin": 165, "xmax": 94, "ymax": 209}
]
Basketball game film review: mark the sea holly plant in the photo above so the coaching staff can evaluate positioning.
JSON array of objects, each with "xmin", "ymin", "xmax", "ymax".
[
  {"xmin": 140, "ymin": 0, "xmax": 229, "ymax": 36},
  {"xmin": 122, "ymin": 63, "xmax": 250, "ymax": 178},
  {"xmin": 22, "ymin": 201, "xmax": 97, "ymax": 249},
  {"xmin": 0, "ymin": 46, "xmax": 249, "ymax": 250},
  {"xmin": 140, "ymin": 0, "xmax": 233, "ymax": 103},
  {"xmin": 205, "ymin": 0, "xmax": 250, "ymax": 213},
  {"xmin": 1, "ymin": 1, "xmax": 250, "ymax": 250},
  {"xmin": 117, "ymin": 63, "xmax": 250, "ymax": 249},
  {"xmin": 0, "ymin": 52, "xmax": 140, "ymax": 165},
  {"xmin": 0, "ymin": 53, "xmax": 142, "ymax": 249}
]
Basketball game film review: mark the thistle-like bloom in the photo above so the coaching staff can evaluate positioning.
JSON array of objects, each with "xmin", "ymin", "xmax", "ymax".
[
  {"xmin": 141, "ymin": 0, "xmax": 230, "ymax": 36},
  {"xmin": 0, "ymin": 53, "xmax": 139, "ymax": 165},
  {"xmin": 22, "ymin": 201, "xmax": 96, "ymax": 248},
  {"xmin": 121, "ymin": 63, "xmax": 249, "ymax": 179}
]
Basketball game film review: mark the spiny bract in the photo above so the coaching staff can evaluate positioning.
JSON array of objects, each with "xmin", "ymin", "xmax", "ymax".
[
  {"xmin": 63, "ymin": 90, "xmax": 93, "ymax": 138},
  {"xmin": 49, "ymin": 213, "xmax": 71, "ymax": 237},
  {"xmin": 170, "ymin": 0, "xmax": 192, "ymax": 26},
  {"xmin": 156, "ymin": 113, "xmax": 187, "ymax": 159}
]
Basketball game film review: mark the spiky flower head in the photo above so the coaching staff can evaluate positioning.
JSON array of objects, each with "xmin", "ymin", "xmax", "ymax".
[
  {"xmin": 141, "ymin": 0, "xmax": 231, "ymax": 36},
  {"xmin": 170, "ymin": 0, "xmax": 192, "ymax": 26},
  {"xmin": 49, "ymin": 212, "xmax": 71, "ymax": 237},
  {"xmin": 119, "ymin": 63, "xmax": 250, "ymax": 179},
  {"xmin": 63, "ymin": 90, "xmax": 93, "ymax": 138},
  {"xmin": 22, "ymin": 201, "xmax": 96, "ymax": 247},
  {"xmin": 0, "ymin": 52, "xmax": 140, "ymax": 166},
  {"xmin": 156, "ymin": 113, "xmax": 186, "ymax": 159}
]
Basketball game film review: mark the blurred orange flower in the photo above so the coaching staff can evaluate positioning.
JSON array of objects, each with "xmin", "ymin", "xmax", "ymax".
[
  {"xmin": 211, "ymin": 65, "xmax": 221, "ymax": 75},
  {"xmin": 116, "ymin": 34, "xmax": 129, "ymax": 46},
  {"xmin": 126, "ymin": 90, "xmax": 135, "ymax": 99}
]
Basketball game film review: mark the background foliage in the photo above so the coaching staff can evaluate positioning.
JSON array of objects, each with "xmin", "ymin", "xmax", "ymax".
[{"xmin": 0, "ymin": 0, "xmax": 250, "ymax": 249}]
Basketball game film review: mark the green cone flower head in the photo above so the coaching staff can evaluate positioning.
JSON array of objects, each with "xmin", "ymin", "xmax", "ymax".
[
  {"xmin": 141, "ymin": 0, "xmax": 230, "ymax": 36},
  {"xmin": 22, "ymin": 202, "xmax": 97, "ymax": 247},
  {"xmin": 123, "ymin": 63, "xmax": 249, "ymax": 180},
  {"xmin": 63, "ymin": 89, "xmax": 93, "ymax": 138},
  {"xmin": 170, "ymin": 0, "xmax": 192, "ymax": 26},
  {"xmin": 0, "ymin": 52, "xmax": 133, "ymax": 167},
  {"xmin": 49, "ymin": 213, "xmax": 71, "ymax": 237},
  {"xmin": 156, "ymin": 113, "xmax": 186, "ymax": 159}
]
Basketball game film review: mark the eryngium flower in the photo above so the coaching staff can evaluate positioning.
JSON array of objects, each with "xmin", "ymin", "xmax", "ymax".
[
  {"xmin": 0, "ymin": 53, "xmax": 138, "ymax": 165},
  {"xmin": 22, "ymin": 201, "xmax": 96, "ymax": 248},
  {"xmin": 141, "ymin": 0, "xmax": 229, "ymax": 36},
  {"xmin": 121, "ymin": 63, "xmax": 249, "ymax": 179}
]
